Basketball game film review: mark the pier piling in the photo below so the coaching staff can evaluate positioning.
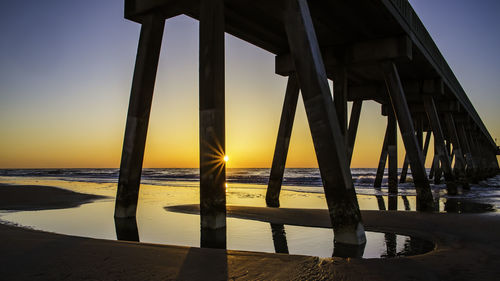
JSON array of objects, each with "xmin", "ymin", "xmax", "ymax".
[
  {"xmin": 199, "ymin": 0, "xmax": 227, "ymax": 233},
  {"xmin": 283, "ymin": 0, "xmax": 365, "ymax": 245},
  {"xmin": 423, "ymin": 95, "xmax": 457, "ymax": 195},
  {"xmin": 115, "ymin": 15, "xmax": 165, "ymax": 218},
  {"xmin": 266, "ymin": 74, "xmax": 300, "ymax": 207},
  {"xmin": 382, "ymin": 62, "xmax": 434, "ymax": 211}
]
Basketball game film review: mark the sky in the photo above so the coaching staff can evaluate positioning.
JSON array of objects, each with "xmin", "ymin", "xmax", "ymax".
[{"xmin": 0, "ymin": 0, "xmax": 499, "ymax": 168}]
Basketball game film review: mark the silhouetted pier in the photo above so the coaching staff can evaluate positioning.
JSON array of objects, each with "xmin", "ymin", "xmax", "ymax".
[{"xmin": 114, "ymin": 0, "xmax": 500, "ymax": 249}]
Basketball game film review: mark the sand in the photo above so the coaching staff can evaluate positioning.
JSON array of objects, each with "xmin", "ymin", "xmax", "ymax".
[
  {"xmin": 1, "ymin": 184, "xmax": 500, "ymax": 280},
  {"xmin": 0, "ymin": 183, "xmax": 107, "ymax": 210}
]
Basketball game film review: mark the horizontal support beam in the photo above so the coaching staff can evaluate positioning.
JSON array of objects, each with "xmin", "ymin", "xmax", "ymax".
[
  {"xmin": 348, "ymin": 85, "xmax": 386, "ymax": 102},
  {"xmin": 125, "ymin": 0, "xmax": 193, "ymax": 22},
  {"xmin": 422, "ymin": 79, "xmax": 444, "ymax": 95},
  {"xmin": 276, "ymin": 36, "xmax": 412, "ymax": 76},
  {"xmin": 409, "ymin": 101, "xmax": 461, "ymax": 114},
  {"xmin": 382, "ymin": 100, "xmax": 460, "ymax": 116},
  {"xmin": 347, "ymin": 80, "xmax": 447, "ymax": 104}
]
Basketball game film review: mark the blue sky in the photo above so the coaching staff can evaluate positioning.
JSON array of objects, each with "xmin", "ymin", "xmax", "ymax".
[{"xmin": 0, "ymin": 0, "xmax": 498, "ymax": 167}]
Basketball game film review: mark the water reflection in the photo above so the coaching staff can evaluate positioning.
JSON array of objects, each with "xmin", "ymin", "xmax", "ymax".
[
  {"xmin": 444, "ymin": 198, "xmax": 496, "ymax": 213},
  {"xmin": 382, "ymin": 234, "xmax": 434, "ymax": 258},
  {"xmin": 333, "ymin": 242, "xmax": 366, "ymax": 258},
  {"xmin": 268, "ymin": 222, "xmax": 366, "ymax": 258},
  {"xmin": 383, "ymin": 233, "xmax": 397, "ymax": 257},
  {"xmin": 270, "ymin": 223, "xmax": 289, "ymax": 254},
  {"xmin": 370, "ymin": 194, "xmax": 494, "ymax": 213},
  {"xmin": 266, "ymin": 221, "xmax": 433, "ymax": 258},
  {"xmin": 114, "ymin": 217, "xmax": 139, "ymax": 242}
]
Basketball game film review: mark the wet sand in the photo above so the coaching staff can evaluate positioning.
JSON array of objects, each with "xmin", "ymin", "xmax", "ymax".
[{"xmin": 1, "ymin": 184, "xmax": 500, "ymax": 280}]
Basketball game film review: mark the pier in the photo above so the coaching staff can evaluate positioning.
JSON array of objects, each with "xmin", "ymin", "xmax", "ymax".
[{"xmin": 114, "ymin": 0, "xmax": 500, "ymax": 248}]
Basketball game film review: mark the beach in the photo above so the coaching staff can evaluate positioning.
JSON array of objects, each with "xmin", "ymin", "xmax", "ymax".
[{"xmin": 1, "ymin": 170, "xmax": 500, "ymax": 280}]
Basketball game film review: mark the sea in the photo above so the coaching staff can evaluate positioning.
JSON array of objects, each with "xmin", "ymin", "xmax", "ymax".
[
  {"xmin": 0, "ymin": 168, "xmax": 499, "ymax": 258},
  {"xmin": 1, "ymin": 168, "xmax": 499, "ymax": 209}
]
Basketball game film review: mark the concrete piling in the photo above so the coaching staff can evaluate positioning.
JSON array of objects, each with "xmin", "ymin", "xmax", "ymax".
[{"xmin": 115, "ymin": 15, "xmax": 165, "ymax": 219}]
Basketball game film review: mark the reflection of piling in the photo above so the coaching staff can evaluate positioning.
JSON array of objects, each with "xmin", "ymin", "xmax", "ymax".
[
  {"xmin": 444, "ymin": 198, "xmax": 495, "ymax": 213},
  {"xmin": 383, "ymin": 233, "xmax": 397, "ymax": 258},
  {"xmin": 333, "ymin": 241, "xmax": 366, "ymax": 258},
  {"xmin": 270, "ymin": 224, "xmax": 289, "ymax": 254},
  {"xmin": 114, "ymin": 217, "xmax": 139, "ymax": 242}
]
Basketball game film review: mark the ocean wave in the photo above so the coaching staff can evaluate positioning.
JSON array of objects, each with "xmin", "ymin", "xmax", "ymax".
[{"xmin": 1, "ymin": 168, "xmax": 498, "ymax": 194}]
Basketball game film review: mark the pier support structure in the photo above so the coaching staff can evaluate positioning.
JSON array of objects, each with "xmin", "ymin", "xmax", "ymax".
[
  {"xmin": 456, "ymin": 121, "xmax": 477, "ymax": 182},
  {"xmin": 115, "ymin": 0, "xmax": 499, "ymax": 252},
  {"xmin": 283, "ymin": 0, "xmax": 365, "ymax": 245},
  {"xmin": 347, "ymin": 101, "xmax": 363, "ymax": 164},
  {"xmin": 400, "ymin": 117, "xmax": 428, "ymax": 183},
  {"xmin": 444, "ymin": 113, "xmax": 469, "ymax": 189},
  {"xmin": 115, "ymin": 15, "xmax": 165, "ymax": 218},
  {"xmin": 387, "ymin": 109, "xmax": 398, "ymax": 195},
  {"xmin": 199, "ymin": 0, "xmax": 227, "ymax": 235},
  {"xmin": 266, "ymin": 74, "xmax": 300, "ymax": 207},
  {"xmin": 374, "ymin": 106, "xmax": 398, "ymax": 194},
  {"xmin": 423, "ymin": 95, "xmax": 457, "ymax": 195},
  {"xmin": 374, "ymin": 124, "xmax": 390, "ymax": 189},
  {"xmin": 381, "ymin": 62, "xmax": 434, "ymax": 211}
]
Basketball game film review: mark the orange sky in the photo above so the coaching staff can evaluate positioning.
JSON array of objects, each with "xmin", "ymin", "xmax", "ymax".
[{"xmin": 0, "ymin": 10, "xmax": 498, "ymax": 169}]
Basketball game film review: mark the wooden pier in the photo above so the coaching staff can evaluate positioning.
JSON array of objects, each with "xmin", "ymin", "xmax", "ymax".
[{"xmin": 114, "ymin": 0, "xmax": 499, "ymax": 248}]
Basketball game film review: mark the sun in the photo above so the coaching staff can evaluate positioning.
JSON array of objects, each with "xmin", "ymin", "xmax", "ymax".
[{"xmin": 223, "ymin": 155, "xmax": 229, "ymax": 163}]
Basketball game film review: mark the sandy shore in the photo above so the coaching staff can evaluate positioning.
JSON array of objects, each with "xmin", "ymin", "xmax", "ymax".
[
  {"xmin": 1, "ymin": 184, "xmax": 500, "ymax": 280},
  {"xmin": 0, "ymin": 183, "xmax": 107, "ymax": 210}
]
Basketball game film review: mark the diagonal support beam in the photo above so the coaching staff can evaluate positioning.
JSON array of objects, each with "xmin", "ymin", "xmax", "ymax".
[
  {"xmin": 423, "ymin": 95, "xmax": 457, "ymax": 195},
  {"xmin": 284, "ymin": 0, "xmax": 365, "ymax": 245},
  {"xmin": 381, "ymin": 62, "xmax": 434, "ymax": 211},
  {"xmin": 444, "ymin": 113, "xmax": 469, "ymax": 189},
  {"xmin": 347, "ymin": 100, "xmax": 363, "ymax": 164},
  {"xmin": 199, "ymin": 0, "xmax": 226, "ymax": 238},
  {"xmin": 115, "ymin": 15, "xmax": 165, "ymax": 218},
  {"xmin": 374, "ymin": 124, "xmax": 389, "ymax": 189},
  {"xmin": 387, "ymin": 110, "xmax": 398, "ymax": 194},
  {"xmin": 401, "ymin": 124, "xmax": 430, "ymax": 183},
  {"xmin": 334, "ymin": 67, "xmax": 348, "ymax": 141},
  {"xmin": 266, "ymin": 74, "xmax": 300, "ymax": 207},
  {"xmin": 457, "ymin": 124, "xmax": 478, "ymax": 181},
  {"xmin": 433, "ymin": 142, "xmax": 443, "ymax": 184},
  {"xmin": 423, "ymin": 131, "xmax": 432, "ymax": 161},
  {"xmin": 400, "ymin": 155, "xmax": 409, "ymax": 183}
]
